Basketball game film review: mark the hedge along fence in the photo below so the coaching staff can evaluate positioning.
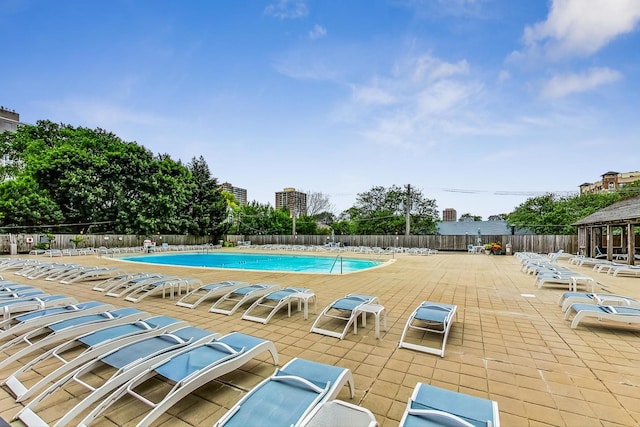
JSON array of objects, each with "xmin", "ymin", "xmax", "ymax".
[{"xmin": 0, "ymin": 233, "xmax": 578, "ymax": 255}]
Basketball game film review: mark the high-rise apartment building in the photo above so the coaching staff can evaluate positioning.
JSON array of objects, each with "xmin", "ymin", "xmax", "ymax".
[
  {"xmin": 0, "ymin": 106, "xmax": 20, "ymax": 133},
  {"xmin": 220, "ymin": 182, "xmax": 248, "ymax": 206},
  {"xmin": 579, "ymin": 171, "xmax": 640, "ymax": 194},
  {"xmin": 442, "ymin": 208, "xmax": 457, "ymax": 222},
  {"xmin": 275, "ymin": 188, "xmax": 307, "ymax": 217}
]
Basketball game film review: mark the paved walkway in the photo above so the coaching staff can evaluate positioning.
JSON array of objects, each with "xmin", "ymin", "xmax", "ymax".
[{"xmin": 1, "ymin": 250, "xmax": 639, "ymax": 426}]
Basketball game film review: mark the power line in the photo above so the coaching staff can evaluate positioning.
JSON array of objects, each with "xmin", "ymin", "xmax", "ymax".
[{"xmin": 0, "ymin": 220, "xmax": 115, "ymax": 230}]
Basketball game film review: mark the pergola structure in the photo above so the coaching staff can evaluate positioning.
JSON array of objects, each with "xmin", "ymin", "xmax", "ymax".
[{"xmin": 573, "ymin": 196, "xmax": 640, "ymax": 265}]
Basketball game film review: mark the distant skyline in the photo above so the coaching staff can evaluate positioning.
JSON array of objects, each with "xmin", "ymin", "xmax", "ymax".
[{"xmin": 2, "ymin": 0, "xmax": 639, "ymax": 219}]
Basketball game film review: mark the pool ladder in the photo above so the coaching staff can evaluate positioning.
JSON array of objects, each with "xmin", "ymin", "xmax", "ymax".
[{"xmin": 329, "ymin": 255, "xmax": 343, "ymax": 274}]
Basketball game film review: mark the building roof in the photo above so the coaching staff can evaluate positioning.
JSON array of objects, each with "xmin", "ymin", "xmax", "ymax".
[{"xmin": 573, "ymin": 196, "xmax": 640, "ymax": 226}]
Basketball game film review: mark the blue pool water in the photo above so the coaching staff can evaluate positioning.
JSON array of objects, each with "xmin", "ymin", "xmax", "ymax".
[{"xmin": 120, "ymin": 252, "xmax": 383, "ymax": 274}]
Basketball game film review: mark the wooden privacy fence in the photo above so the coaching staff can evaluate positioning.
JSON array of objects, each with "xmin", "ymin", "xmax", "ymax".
[
  {"xmin": 0, "ymin": 233, "xmax": 577, "ymax": 255},
  {"xmin": 226, "ymin": 234, "xmax": 579, "ymax": 254},
  {"xmin": 0, "ymin": 234, "xmax": 212, "ymax": 255}
]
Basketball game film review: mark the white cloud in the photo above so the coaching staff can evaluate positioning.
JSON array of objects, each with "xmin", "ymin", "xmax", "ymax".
[
  {"xmin": 541, "ymin": 67, "xmax": 622, "ymax": 98},
  {"xmin": 339, "ymin": 53, "xmax": 486, "ymax": 148},
  {"xmin": 520, "ymin": 0, "xmax": 640, "ymax": 59},
  {"xmin": 412, "ymin": 55, "xmax": 469, "ymax": 82},
  {"xmin": 309, "ymin": 24, "xmax": 326, "ymax": 40},
  {"xmin": 264, "ymin": 0, "xmax": 308, "ymax": 19}
]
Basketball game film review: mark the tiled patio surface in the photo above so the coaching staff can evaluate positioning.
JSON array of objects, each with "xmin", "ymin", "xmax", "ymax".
[{"xmin": 1, "ymin": 250, "xmax": 639, "ymax": 426}]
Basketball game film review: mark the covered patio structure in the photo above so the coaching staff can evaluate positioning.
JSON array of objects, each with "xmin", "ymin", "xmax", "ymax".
[{"xmin": 573, "ymin": 195, "xmax": 640, "ymax": 265}]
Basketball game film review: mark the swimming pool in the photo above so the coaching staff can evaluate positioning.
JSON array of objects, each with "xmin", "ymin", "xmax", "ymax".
[{"xmin": 120, "ymin": 252, "xmax": 384, "ymax": 274}]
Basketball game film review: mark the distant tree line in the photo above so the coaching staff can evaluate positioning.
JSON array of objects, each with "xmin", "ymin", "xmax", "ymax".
[{"xmin": 2, "ymin": 120, "xmax": 636, "ymax": 238}]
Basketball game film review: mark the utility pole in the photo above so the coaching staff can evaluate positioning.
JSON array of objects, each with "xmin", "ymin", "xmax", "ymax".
[{"xmin": 405, "ymin": 184, "xmax": 411, "ymax": 236}]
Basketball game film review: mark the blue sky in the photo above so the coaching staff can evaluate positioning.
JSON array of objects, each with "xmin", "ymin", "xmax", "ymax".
[{"xmin": 2, "ymin": 0, "xmax": 640, "ymax": 219}]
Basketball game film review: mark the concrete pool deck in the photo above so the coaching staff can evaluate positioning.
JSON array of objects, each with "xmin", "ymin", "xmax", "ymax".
[{"xmin": 1, "ymin": 250, "xmax": 639, "ymax": 426}]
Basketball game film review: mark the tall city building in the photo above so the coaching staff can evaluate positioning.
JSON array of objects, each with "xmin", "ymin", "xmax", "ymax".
[
  {"xmin": 442, "ymin": 208, "xmax": 457, "ymax": 222},
  {"xmin": 275, "ymin": 188, "xmax": 307, "ymax": 217},
  {"xmin": 219, "ymin": 182, "xmax": 248, "ymax": 206},
  {"xmin": 0, "ymin": 106, "xmax": 20, "ymax": 133}
]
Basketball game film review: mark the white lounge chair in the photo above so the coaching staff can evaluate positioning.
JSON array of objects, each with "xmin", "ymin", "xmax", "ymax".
[
  {"xmin": 399, "ymin": 382, "xmax": 500, "ymax": 427},
  {"xmin": 124, "ymin": 277, "xmax": 201, "ymax": 303},
  {"xmin": 17, "ymin": 325, "xmax": 219, "ymax": 427},
  {"xmin": 90, "ymin": 272, "xmax": 150, "ymax": 292},
  {"xmin": 242, "ymin": 286, "xmax": 315, "ymax": 324},
  {"xmin": 558, "ymin": 292, "xmax": 640, "ymax": 313},
  {"xmin": 2, "ymin": 315, "xmax": 188, "ymax": 402},
  {"xmin": 0, "ymin": 301, "xmax": 114, "ymax": 341},
  {"xmin": 564, "ymin": 304, "xmax": 640, "ymax": 329},
  {"xmin": 59, "ymin": 266, "xmax": 123, "ymax": 285},
  {"xmin": 300, "ymin": 400, "xmax": 378, "ymax": 427},
  {"xmin": 398, "ymin": 301, "xmax": 457, "ymax": 357},
  {"xmin": 78, "ymin": 332, "xmax": 278, "ymax": 427},
  {"xmin": 310, "ymin": 294, "xmax": 379, "ymax": 339},
  {"xmin": 176, "ymin": 280, "xmax": 248, "ymax": 309},
  {"xmin": 104, "ymin": 274, "xmax": 176, "ymax": 298},
  {"xmin": 1, "ymin": 294, "xmax": 78, "ymax": 320},
  {"xmin": 610, "ymin": 265, "xmax": 640, "ymax": 277},
  {"xmin": 0, "ymin": 288, "xmax": 46, "ymax": 300},
  {"xmin": 209, "ymin": 283, "xmax": 279, "ymax": 315},
  {"xmin": 215, "ymin": 358, "xmax": 354, "ymax": 427},
  {"xmin": 0, "ymin": 307, "xmax": 148, "ymax": 372}
]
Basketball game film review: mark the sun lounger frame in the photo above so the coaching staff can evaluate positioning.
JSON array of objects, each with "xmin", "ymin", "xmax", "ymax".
[
  {"xmin": 310, "ymin": 294, "xmax": 378, "ymax": 339},
  {"xmin": 175, "ymin": 280, "xmax": 248, "ymax": 309},
  {"xmin": 209, "ymin": 283, "xmax": 279, "ymax": 315},
  {"xmin": 0, "ymin": 307, "xmax": 149, "ymax": 372},
  {"xmin": 399, "ymin": 382, "xmax": 500, "ymax": 427},
  {"xmin": 17, "ymin": 326, "xmax": 219, "ymax": 427},
  {"xmin": 2, "ymin": 315, "xmax": 188, "ymax": 402},
  {"xmin": 398, "ymin": 301, "xmax": 457, "ymax": 357},
  {"xmin": 242, "ymin": 287, "xmax": 314, "ymax": 324},
  {"xmin": 78, "ymin": 332, "xmax": 278, "ymax": 427},
  {"xmin": 0, "ymin": 301, "xmax": 112, "ymax": 340},
  {"xmin": 215, "ymin": 357, "xmax": 354, "ymax": 427}
]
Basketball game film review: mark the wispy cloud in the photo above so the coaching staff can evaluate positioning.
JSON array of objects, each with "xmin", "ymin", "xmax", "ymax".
[
  {"xmin": 337, "ymin": 53, "xmax": 486, "ymax": 148},
  {"xmin": 264, "ymin": 0, "xmax": 308, "ymax": 19},
  {"xmin": 516, "ymin": 0, "xmax": 640, "ymax": 60},
  {"xmin": 541, "ymin": 67, "xmax": 622, "ymax": 98},
  {"xmin": 309, "ymin": 24, "xmax": 326, "ymax": 40}
]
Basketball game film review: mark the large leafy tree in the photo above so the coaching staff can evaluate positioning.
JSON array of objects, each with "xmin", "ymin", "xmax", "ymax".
[
  {"xmin": 232, "ymin": 202, "xmax": 293, "ymax": 235},
  {"xmin": 187, "ymin": 156, "xmax": 229, "ymax": 237},
  {"xmin": 0, "ymin": 121, "xmax": 227, "ymax": 239},
  {"xmin": 346, "ymin": 185, "xmax": 439, "ymax": 234},
  {"xmin": 506, "ymin": 190, "xmax": 635, "ymax": 235}
]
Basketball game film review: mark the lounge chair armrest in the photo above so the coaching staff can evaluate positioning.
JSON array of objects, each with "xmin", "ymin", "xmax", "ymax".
[
  {"xmin": 272, "ymin": 374, "xmax": 328, "ymax": 394},
  {"xmin": 407, "ymin": 409, "xmax": 478, "ymax": 427}
]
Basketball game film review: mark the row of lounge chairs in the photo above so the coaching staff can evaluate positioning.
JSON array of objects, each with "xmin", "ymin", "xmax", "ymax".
[
  {"xmin": 250, "ymin": 243, "xmax": 439, "ymax": 255},
  {"xmin": 559, "ymin": 291, "xmax": 640, "ymax": 329},
  {"xmin": 518, "ymin": 251, "xmax": 598, "ymax": 291},
  {"xmin": 0, "ymin": 281, "xmax": 500, "ymax": 426},
  {"xmin": 517, "ymin": 251, "xmax": 640, "ymax": 331}
]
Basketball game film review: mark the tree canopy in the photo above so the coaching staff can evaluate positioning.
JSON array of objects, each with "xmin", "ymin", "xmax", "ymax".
[
  {"xmin": 0, "ymin": 121, "xmax": 229, "ymax": 239},
  {"xmin": 336, "ymin": 185, "xmax": 440, "ymax": 235},
  {"xmin": 506, "ymin": 186, "xmax": 640, "ymax": 235}
]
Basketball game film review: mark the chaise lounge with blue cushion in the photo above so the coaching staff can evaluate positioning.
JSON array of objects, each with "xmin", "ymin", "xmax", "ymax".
[
  {"xmin": 215, "ymin": 357, "xmax": 354, "ymax": 427},
  {"xmin": 400, "ymin": 382, "xmax": 500, "ymax": 427},
  {"xmin": 77, "ymin": 332, "xmax": 278, "ymax": 427},
  {"xmin": 399, "ymin": 301, "xmax": 457, "ymax": 357},
  {"xmin": 310, "ymin": 294, "xmax": 378, "ymax": 339},
  {"xmin": 564, "ymin": 303, "xmax": 640, "ymax": 329}
]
